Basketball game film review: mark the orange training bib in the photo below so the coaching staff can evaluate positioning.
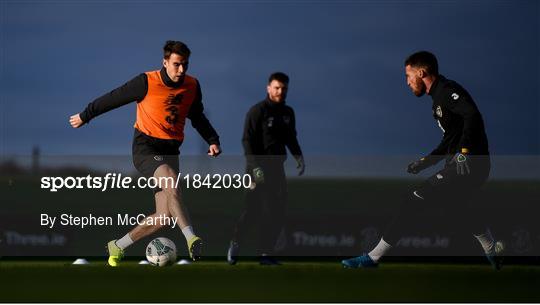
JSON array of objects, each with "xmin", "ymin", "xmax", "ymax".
[{"xmin": 134, "ymin": 70, "xmax": 197, "ymax": 140}]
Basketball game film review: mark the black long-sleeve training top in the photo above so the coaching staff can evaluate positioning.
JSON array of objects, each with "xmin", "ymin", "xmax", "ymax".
[
  {"xmin": 79, "ymin": 67, "xmax": 220, "ymax": 145},
  {"xmin": 242, "ymin": 97, "xmax": 303, "ymax": 168},
  {"xmin": 425, "ymin": 75, "xmax": 489, "ymax": 165}
]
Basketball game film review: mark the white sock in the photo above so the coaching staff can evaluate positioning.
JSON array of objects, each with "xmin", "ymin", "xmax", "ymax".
[
  {"xmin": 116, "ymin": 233, "xmax": 134, "ymax": 250},
  {"xmin": 368, "ymin": 238, "xmax": 392, "ymax": 262},
  {"xmin": 181, "ymin": 226, "xmax": 196, "ymax": 241},
  {"xmin": 474, "ymin": 229, "xmax": 495, "ymax": 255}
]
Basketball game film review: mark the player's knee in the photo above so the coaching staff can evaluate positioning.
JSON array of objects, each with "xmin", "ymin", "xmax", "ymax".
[
  {"xmin": 154, "ymin": 164, "xmax": 177, "ymax": 180},
  {"xmin": 154, "ymin": 166, "xmax": 180, "ymax": 194}
]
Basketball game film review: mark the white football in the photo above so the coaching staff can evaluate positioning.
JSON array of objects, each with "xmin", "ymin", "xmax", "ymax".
[{"xmin": 146, "ymin": 237, "xmax": 177, "ymax": 266}]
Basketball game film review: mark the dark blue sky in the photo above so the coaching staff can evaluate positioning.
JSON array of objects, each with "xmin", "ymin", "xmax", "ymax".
[{"xmin": 1, "ymin": 1, "xmax": 539, "ymax": 156}]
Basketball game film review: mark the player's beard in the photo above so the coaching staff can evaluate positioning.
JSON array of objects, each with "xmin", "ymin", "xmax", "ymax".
[
  {"xmin": 269, "ymin": 93, "xmax": 285, "ymax": 103},
  {"xmin": 413, "ymin": 77, "xmax": 426, "ymax": 97}
]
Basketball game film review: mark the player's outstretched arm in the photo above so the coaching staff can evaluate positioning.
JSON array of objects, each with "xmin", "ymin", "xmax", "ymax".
[
  {"xmin": 69, "ymin": 113, "xmax": 85, "ymax": 128},
  {"xmin": 78, "ymin": 74, "xmax": 148, "ymax": 124}
]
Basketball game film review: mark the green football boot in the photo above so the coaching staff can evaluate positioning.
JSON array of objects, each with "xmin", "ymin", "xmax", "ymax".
[
  {"xmin": 187, "ymin": 236, "xmax": 203, "ymax": 261},
  {"xmin": 107, "ymin": 240, "xmax": 124, "ymax": 267}
]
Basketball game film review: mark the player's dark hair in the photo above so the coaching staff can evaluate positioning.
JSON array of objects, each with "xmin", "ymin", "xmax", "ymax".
[
  {"xmin": 405, "ymin": 51, "xmax": 439, "ymax": 76},
  {"xmin": 268, "ymin": 72, "xmax": 289, "ymax": 84},
  {"xmin": 163, "ymin": 40, "xmax": 191, "ymax": 59}
]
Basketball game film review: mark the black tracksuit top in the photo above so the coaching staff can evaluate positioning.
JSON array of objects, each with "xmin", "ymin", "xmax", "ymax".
[
  {"xmin": 426, "ymin": 75, "xmax": 490, "ymax": 165},
  {"xmin": 242, "ymin": 97, "xmax": 303, "ymax": 168}
]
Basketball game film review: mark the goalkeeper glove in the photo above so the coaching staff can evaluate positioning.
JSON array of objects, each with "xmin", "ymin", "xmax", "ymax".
[
  {"xmin": 252, "ymin": 167, "xmax": 265, "ymax": 184},
  {"xmin": 407, "ymin": 157, "xmax": 431, "ymax": 174},
  {"xmin": 450, "ymin": 152, "xmax": 470, "ymax": 175},
  {"xmin": 295, "ymin": 156, "xmax": 305, "ymax": 176}
]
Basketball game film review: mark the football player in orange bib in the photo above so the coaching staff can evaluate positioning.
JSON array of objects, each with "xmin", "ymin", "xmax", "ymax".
[{"xmin": 70, "ymin": 41, "xmax": 221, "ymax": 266}]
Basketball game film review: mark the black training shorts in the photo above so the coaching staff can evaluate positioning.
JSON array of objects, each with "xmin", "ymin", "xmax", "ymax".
[{"xmin": 132, "ymin": 128, "xmax": 182, "ymax": 178}]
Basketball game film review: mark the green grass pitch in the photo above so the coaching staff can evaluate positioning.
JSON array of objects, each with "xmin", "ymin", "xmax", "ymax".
[{"xmin": 0, "ymin": 260, "xmax": 538, "ymax": 302}]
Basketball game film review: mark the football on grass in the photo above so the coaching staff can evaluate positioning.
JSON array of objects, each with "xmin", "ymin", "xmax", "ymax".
[{"xmin": 146, "ymin": 237, "xmax": 177, "ymax": 266}]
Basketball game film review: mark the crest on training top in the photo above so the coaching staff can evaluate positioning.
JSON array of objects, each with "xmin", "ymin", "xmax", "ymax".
[
  {"xmin": 283, "ymin": 115, "xmax": 291, "ymax": 125},
  {"xmin": 436, "ymin": 105, "xmax": 443, "ymax": 118},
  {"xmin": 451, "ymin": 93, "xmax": 460, "ymax": 101},
  {"xmin": 267, "ymin": 117, "xmax": 274, "ymax": 127}
]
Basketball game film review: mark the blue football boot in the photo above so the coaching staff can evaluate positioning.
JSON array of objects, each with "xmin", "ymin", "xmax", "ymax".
[{"xmin": 342, "ymin": 254, "xmax": 379, "ymax": 268}]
